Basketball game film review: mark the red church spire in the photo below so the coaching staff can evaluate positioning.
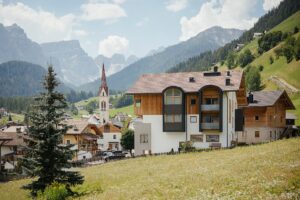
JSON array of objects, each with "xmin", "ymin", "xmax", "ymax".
[{"xmin": 99, "ymin": 63, "xmax": 108, "ymax": 95}]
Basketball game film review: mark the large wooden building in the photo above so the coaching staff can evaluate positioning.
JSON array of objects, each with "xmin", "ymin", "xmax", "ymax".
[
  {"xmin": 238, "ymin": 90, "xmax": 295, "ymax": 144},
  {"xmin": 127, "ymin": 68, "xmax": 248, "ymax": 155},
  {"xmin": 127, "ymin": 68, "xmax": 296, "ymax": 155}
]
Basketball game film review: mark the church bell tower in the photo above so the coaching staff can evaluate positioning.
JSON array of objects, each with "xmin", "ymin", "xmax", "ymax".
[{"xmin": 99, "ymin": 64, "xmax": 109, "ymax": 124}]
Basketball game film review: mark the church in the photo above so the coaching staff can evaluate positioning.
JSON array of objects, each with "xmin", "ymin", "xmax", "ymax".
[{"xmin": 97, "ymin": 64, "xmax": 123, "ymax": 151}]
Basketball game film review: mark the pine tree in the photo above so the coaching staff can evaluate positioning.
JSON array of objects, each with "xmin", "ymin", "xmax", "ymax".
[{"xmin": 22, "ymin": 66, "xmax": 83, "ymax": 197}]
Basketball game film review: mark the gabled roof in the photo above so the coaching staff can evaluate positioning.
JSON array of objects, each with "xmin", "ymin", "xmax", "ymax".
[
  {"xmin": 0, "ymin": 131, "xmax": 27, "ymax": 147},
  {"xmin": 127, "ymin": 70, "xmax": 243, "ymax": 94},
  {"xmin": 248, "ymin": 90, "xmax": 295, "ymax": 109},
  {"xmin": 65, "ymin": 119, "xmax": 101, "ymax": 135}
]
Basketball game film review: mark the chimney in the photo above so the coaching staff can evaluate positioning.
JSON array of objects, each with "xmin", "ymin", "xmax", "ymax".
[
  {"xmin": 189, "ymin": 77, "xmax": 195, "ymax": 82},
  {"xmin": 213, "ymin": 66, "xmax": 218, "ymax": 72},
  {"xmin": 225, "ymin": 78, "xmax": 231, "ymax": 86},
  {"xmin": 248, "ymin": 92, "xmax": 254, "ymax": 103}
]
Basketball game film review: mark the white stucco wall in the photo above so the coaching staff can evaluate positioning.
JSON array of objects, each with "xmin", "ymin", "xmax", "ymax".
[
  {"xmin": 238, "ymin": 127, "xmax": 284, "ymax": 144},
  {"xmin": 98, "ymin": 132, "xmax": 122, "ymax": 151},
  {"xmin": 99, "ymin": 88, "xmax": 109, "ymax": 124},
  {"xmin": 1, "ymin": 146, "xmax": 14, "ymax": 156}
]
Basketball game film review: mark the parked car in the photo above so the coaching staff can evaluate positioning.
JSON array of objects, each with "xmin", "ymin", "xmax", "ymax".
[{"xmin": 102, "ymin": 151, "xmax": 125, "ymax": 162}]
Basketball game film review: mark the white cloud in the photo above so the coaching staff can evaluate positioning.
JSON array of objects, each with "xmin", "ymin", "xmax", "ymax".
[
  {"xmin": 136, "ymin": 17, "xmax": 149, "ymax": 27},
  {"xmin": 0, "ymin": 2, "xmax": 77, "ymax": 43},
  {"xmin": 179, "ymin": 0, "xmax": 258, "ymax": 41},
  {"xmin": 98, "ymin": 35, "xmax": 129, "ymax": 57},
  {"xmin": 166, "ymin": 0, "xmax": 187, "ymax": 12},
  {"xmin": 80, "ymin": 2, "xmax": 126, "ymax": 21},
  {"xmin": 263, "ymin": 0, "xmax": 283, "ymax": 11},
  {"xmin": 73, "ymin": 29, "xmax": 88, "ymax": 37}
]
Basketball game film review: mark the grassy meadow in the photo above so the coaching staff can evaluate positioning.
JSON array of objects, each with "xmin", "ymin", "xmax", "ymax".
[{"xmin": 1, "ymin": 138, "xmax": 300, "ymax": 200}]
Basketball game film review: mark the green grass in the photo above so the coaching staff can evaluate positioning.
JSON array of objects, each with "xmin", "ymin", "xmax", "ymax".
[
  {"xmin": 271, "ymin": 11, "xmax": 300, "ymax": 33},
  {"xmin": 1, "ymin": 138, "xmax": 300, "ymax": 199},
  {"xmin": 109, "ymin": 104, "xmax": 134, "ymax": 117},
  {"xmin": 0, "ymin": 113, "xmax": 24, "ymax": 126},
  {"xmin": 290, "ymin": 93, "xmax": 300, "ymax": 125}
]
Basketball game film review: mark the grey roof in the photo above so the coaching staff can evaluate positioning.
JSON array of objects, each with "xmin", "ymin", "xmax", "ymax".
[
  {"xmin": 127, "ymin": 70, "xmax": 243, "ymax": 94},
  {"xmin": 248, "ymin": 90, "xmax": 295, "ymax": 109}
]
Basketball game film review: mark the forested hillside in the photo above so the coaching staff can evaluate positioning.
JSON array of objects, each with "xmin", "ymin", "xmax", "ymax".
[
  {"xmin": 0, "ymin": 61, "xmax": 70, "ymax": 97},
  {"xmin": 169, "ymin": 0, "xmax": 300, "ymax": 73}
]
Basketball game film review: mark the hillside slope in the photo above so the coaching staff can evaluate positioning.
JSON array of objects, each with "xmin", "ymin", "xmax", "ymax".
[
  {"xmin": 234, "ymin": 11, "xmax": 300, "ymax": 123},
  {"xmin": 0, "ymin": 61, "xmax": 70, "ymax": 96},
  {"xmin": 1, "ymin": 138, "xmax": 299, "ymax": 199},
  {"xmin": 168, "ymin": 0, "xmax": 300, "ymax": 73}
]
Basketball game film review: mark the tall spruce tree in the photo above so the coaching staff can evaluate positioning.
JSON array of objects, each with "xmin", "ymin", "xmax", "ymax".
[{"xmin": 22, "ymin": 66, "xmax": 83, "ymax": 196}]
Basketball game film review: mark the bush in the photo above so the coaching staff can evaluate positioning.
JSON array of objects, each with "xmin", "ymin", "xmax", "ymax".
[
  {"xmin": 269, "ymin": 56, "xmax": 274, "ymax": 64},
  {"xmin": 38, "ymin": 182, "xmax": 69, "ymax": 200},
  {"xmin": 179, "ymin": 141, "xmax": 194, "ymax": 152},
  {"xmin": 282, "ymin": 45, "xmax": 294, "ymax": 63},
  {"xmin": 294, "ymin": 26, "xmax": 299, "ymax": 34},
  {"xmin": 246, "ymin": 66, "xmax": 261, "ymax": 91},
  {"xmin": 238, "ymin": 49, "xmax": 254, "ymax": 67},
  {"xmin": 258, "ymin": 65, "xmax": 264, "ymax": 71}
]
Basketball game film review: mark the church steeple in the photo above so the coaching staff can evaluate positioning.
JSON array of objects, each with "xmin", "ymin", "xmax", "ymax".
[
  {"xmin": 99, "ymin": 63, "xmax": 108, "ymax": 95},
  {"xmin": 98, "ymin": 63, "xmax": 109, "ymax": 124}
]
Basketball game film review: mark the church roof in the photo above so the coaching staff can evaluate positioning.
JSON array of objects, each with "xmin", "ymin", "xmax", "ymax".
[{"xmin": 99, "ymin": 64, "xmax": 109, "ymax": 95}]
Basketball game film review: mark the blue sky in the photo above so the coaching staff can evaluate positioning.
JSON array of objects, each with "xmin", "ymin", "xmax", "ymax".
[{"xmin": 0, "ymin": 0, "xmax": 283, "ymax": 58}]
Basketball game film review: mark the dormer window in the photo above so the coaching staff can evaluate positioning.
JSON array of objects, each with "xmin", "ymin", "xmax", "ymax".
[{"xmin": 164, "ymin": 88, "xmax": 182, "ymax": 105}]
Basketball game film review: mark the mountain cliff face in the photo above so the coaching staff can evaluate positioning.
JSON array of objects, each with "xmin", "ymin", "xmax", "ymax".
[
  {"xmin": 80, "ymin": 26, "xmax": 243, "ymax": 92},
  {"xmin": 41, "ymin": 40, "xmax": 99, "ymax": 86},
  {"xmin": 0, "ymin": 23, "xmax": 45, "ymax": 66},
  {"xmin": 94, "ymin": 53, "xmax": 138, "ymax": 76}
]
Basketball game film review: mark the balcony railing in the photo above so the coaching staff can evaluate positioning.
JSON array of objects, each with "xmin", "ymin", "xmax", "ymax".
[
  {"xmin": 201, "ymin": 122, "xmax": 219, "ymax": 130},
  {"xmin": 201, "ymin": 104, "xmax": 219, "ymax": 111}
]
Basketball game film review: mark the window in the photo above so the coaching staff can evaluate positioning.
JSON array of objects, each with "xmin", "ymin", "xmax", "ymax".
[
  {"xmin": 113, "ymin": 135, "xmax": 116, "ymax": 139},
  {"xmin": 104, "ymin": 125, "xmax": 110, "ymax": 132},
  {"xmin": 255, "ymin": 116, "xmax": 259, "ymax": 121},
  {"xmin": 164, "ymin": 88, "xmax": 182, "ymax": 105},
  {"xmin": 66, "ymin": 140, "xmax": 71, "ymax": 145},
  {"xmin": 165, "ymin": 114, "xmax": 182, "ymax": 123},
  {"xmin": 190, "ymin": 135, "xmax": 203, "ymax": 142},
  {"xmin": 255, "ymin": 131, "xmax": 260, "ymax": 138},
  {"xmin": 206, "ymin": 135, "xmax": 219, "ymax": 142},
  {"xmin": 191, "ymin": 99, "xmax": 196, "ymax": 105},
  {"xmin": 205, "ymin": 98, "xmax": 219, "ymax": 105},
  {"xmin": 190, "ymin": 116, "xmax": 197, "ymax": 123},
  {"xmin": 140, "ymin": 134, "xmax": 148, "ymax": 143},
  {"xmin": 135, "ymin": 99, "xmax": 141, "ymax": 107},
  {"xmin": 203, "ymin": 115, "xmax": 218, "ymax": 123},
  {"xmin": 101, "ymin": 101, "xmax": 106, "ymax": 111}
]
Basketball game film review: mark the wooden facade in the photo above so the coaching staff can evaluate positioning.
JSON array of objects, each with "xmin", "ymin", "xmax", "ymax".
[
  {"xmin": 236, "ymin": 75, "xmax": 248, "ymax": 106},
  {"xmin": 244, "ymin": 100, "xmax": 286, "ymax": 128},
  {"xmin": 99, "ymin": 123, "xmax": 122, "ymax": 133}
]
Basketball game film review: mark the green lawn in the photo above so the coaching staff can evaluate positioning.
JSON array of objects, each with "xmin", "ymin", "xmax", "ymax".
[
  {"xmin": 0, "ymin": 113, "xmax": 24, "ymax": 126},
  {"xmin": 271, "ymin": 11, "xmax": 300, "ymax": 33},
  {"xmin": 0, "ymin": 138, "xmax": 299, "ymax": 199},
  {"xmin": 109, "ymin": 104, "xmax": 134, "ymax": 117}
]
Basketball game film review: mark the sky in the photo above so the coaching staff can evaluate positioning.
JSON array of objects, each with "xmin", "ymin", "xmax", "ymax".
[{"xmin": 0, "ymin": 0, "xmax": 284, "ymax": 58}]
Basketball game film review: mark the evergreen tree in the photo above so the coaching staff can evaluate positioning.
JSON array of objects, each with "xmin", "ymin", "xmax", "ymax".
[
  {"xmin": 22, "ymin": 66, "xmax": 83, "ymax": 197},
  {"xmin": 238, "ymin": 49, "xmax": 254, "ymax": 68},
  {"xmin": 121, "ymin": 129, "xmax": 134, "ymax": 153},
  {"xmin": 246, "ymin": 67, "xmax": 261, "ymax": 91}
]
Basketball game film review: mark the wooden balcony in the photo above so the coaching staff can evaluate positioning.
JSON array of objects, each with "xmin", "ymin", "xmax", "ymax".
[
  {"xmin": 201, "ymin": 104, "xmax": 219, "ymax": 111},
  {"xmin": 201, "ymin": 122, "xmax": 219, "ymax": 130}
]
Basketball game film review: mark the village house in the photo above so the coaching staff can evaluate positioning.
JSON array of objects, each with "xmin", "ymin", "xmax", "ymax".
[
  {"xmin": 127, "ymin": 67, "xmax": 296, "ymax": 155},
  {"xmin": 98, "ymin": 122, "xmax": 122, "ymax": 151},
  {"xmin": 63, "ymin": 119, "xmax": 102, "ymax": 160},
  {"xmin": 0, "ymin": 126, "xmax": 29, "ymax": 170},
  {"xmin": 238, "ymin": 91, "xmax": 295, "ymax": 144},
  {"xmin": 127, "ymin": 67, "xmax": 248, "ymax": 155}
]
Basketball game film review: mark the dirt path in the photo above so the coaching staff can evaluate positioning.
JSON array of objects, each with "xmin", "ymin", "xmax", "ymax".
[{"xmin": 268, "ymin": 76, "xmax": 299, "ymax": 93}]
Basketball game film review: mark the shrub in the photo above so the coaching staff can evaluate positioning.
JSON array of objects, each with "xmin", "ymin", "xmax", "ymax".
[
  {"xmin": 269, "ymin": 56, "xmax": 274, "ymax": 64},
  {"xmin": 282, "ymin": 45, "xmax": 294, "ymax": 63},
  {"xmin": 258, "ymin": 65, "xmax": 264, "ymax": 71},
  {"xmin": 179, "ymin": 141, "xmax": 194, "ymax": 152},
  {"xmin": 38, "ymin": 182, "xmax": 69, "ymax": 200},
  {"xmin": 294, "ymin": 26, "xmax": 299, "ymax": 34},
  {"xmin": 238, "ymin": 49, "xmax": 254, "ymax": 68}
]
